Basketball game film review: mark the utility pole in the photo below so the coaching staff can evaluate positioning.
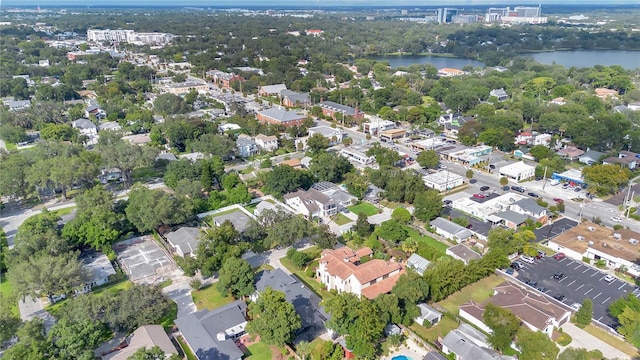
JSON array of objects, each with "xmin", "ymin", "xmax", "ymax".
[{"xmin": 541, "ymin": 166, "xmax": 548, "ymax": 191}]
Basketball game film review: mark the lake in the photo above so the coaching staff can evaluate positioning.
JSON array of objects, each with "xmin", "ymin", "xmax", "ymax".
[
  {"xmin": 373, "ymin": 55, "xmax": 485, "ymax": 69},
  {"xmin": 528, "ymin": 50, "xmax": 640, "ymax": 69}
]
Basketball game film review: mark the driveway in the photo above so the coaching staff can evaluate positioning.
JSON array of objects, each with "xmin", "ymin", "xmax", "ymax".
[
  {"xmin": 162, "ymin": 278, "xmax": 196, "ymax": 319},
  {"xmin": 515, "ymin": 256, "xmax": 639, "ymax": 329},
  {"xmin": 559, "ymin": 322, "xmax": 631, "ymax": 360},
  {"xmin": 18, "ymin": 296, "xmax": 56, "ymax": 332}
]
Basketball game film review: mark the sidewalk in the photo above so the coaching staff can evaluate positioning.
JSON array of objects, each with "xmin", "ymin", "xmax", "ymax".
[{"xmin": 560, "ymin": 322, "xmax": 631, "ymax": 359}]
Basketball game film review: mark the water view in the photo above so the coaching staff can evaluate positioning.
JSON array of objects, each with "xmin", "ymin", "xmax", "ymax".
[{"xmin": 528, "ymin": 50, "xmax": 640, "ymax": 69}]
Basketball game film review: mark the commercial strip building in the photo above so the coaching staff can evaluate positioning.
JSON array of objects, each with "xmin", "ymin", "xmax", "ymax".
[
  {"xmin": 422, "ymin": 171, "xmax": 464, "ymax": 192},
  {"xmin": 498, "ymin": 161, "xmax": 536, "ymax": 182}
]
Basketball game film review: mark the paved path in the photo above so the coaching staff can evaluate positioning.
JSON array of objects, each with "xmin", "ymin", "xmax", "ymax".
[
  {"xmin": 560, "ymin": 322, "xmax": 631, "ymax": 359},
  {"xmin": 162, "ymin": 276, "xmax": 197, "ymax": 319},
  {"xmin": 18, "ymin": 295, "xmax": 56, "ymax": 332}
]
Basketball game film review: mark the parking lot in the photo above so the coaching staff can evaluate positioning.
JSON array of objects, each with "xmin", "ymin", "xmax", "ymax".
[
  {"xmin": 515, "ymin": 256, "xmax": 638, "ymax": 329},
  {"xmin": 533, "ymin": 218, "xmax": 578, "ymax": 242}
]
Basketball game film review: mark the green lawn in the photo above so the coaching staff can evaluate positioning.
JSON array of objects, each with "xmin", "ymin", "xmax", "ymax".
[
  {"xmin": 410, "ymin": 316, "xmax": 459, "ymax": 343},
  {"xmin": 50, "ymin": 206, "xmax": 75, "ymax": 217},
  {"xmin": 246, "ymin": 342, "xmax": 273, "ymax": 360},
  {"xmin": 379, "ymin": 200, "xmax": 403, "ymax": 209},
  {"xmin": 5, "ymin": 142, "xmax": 17, "ymax": 150},
  {"xmin": 405, "ymin": 227, "xmax": 450, "ymax": 253},
  {"xmin": 177, "ymin": 335, "xmax": 198, "ymax": 360},
  {"xmin": 244, "ymin": 202, "xmax": 259, "ymax": 214},
  {"xmin": 0, "ymin": 277, "xmax": 19, "ymax": 317},
  {"xmin": 332, "ymin": 213, "xmax": 353, "ymax": 226},
  {"xmin": 191, "ymin": 284, "xmax": 234, "ymax": 311},
  {"xmin": 48, "ymin": 279, "xmax": 133, "ymax": 316},
  {"xmin": 159, "ymin": 301, "xmax": 178, "ymax": 331},
  {"xmin": 131, "ymin": 166, "xmax": 163, "ymax": 179},
  {"xmin": 438, "ymin": 275, "xmax": 506, "ymax": 314},
  {"xmin": 583, "ymin": 324, "xmax": 639, "ymax": 357},
  {"xmin": 348, "ymin": 202, "xmax": 379, "ymax": 216}
]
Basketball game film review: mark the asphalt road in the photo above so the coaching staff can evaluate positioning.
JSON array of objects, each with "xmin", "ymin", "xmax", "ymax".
[{"xmin": 515, "ymin": 256, "xmax": 639, "ymax": 329}]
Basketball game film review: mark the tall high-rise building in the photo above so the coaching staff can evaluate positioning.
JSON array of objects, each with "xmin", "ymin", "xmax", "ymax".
[
  {"xmin": 438, "ymin": 8, "xmax": 458, "ymax": 23},
  {"xmin": 514, "ymin": 5, "xmax": 542, "ymax": 18}
]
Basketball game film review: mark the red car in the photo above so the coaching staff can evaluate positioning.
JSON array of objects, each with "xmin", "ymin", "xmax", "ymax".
[
  {"xmin": 553, "ymin": 198, "xmax": 564, "ymax": 203},
  {"xmin": 553, "ymin": 252, "xmax": 566, "ymax": 260},
  {"xmin": 473, "ymin": 193, "xmax": 485, "ymax": 199}
]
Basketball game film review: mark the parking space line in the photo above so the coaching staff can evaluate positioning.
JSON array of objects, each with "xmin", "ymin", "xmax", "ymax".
[
  {"xmin": 575, "ymin": 284, "xmax": 584, "ymax": 291},
  {"xmin": 574, "ymin": 264, "xmax": 582, "ymax": 270},
  {"xmin": 582, "ymin": 268, "xmax": 590, "ymax": 273},
  {"xmin": 602, "ymin": 297, "xmax": 611, "ymax": 304},
  {"xmin": 593, "ymin": 292, "xmax": 601, "ymax": 300},
  {"xmin": 564, "ymin": 260, "xmax": 572, "ymax": 265},
  {"xmin": 584, "ymin": 288, "xmax": 593, "ymax": 295},
  {"xmin": 618, "ymin": 283, "xmax": 625, "ymax": 290},
  {"xmin": 590, "ymin": 272, "xmax": 598, "ymax": 277},
  {"xmin": 567, "ymin": 280, "xmax": 576, "ymax": 286},
  {"xmin": 559, "ymin": 277, "xmax": 567, "ymax": 282},
  {"xmin": 597, "ymin": 316, "xmax": 603, "ymax": 321}
]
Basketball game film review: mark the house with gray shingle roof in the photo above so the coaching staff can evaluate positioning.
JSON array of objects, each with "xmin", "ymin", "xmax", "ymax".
[
  {"xmin": 445, "ymin": 244, "xmax": 481, "ymax": 265},
  {"xmin": 415, "ymin": 303, "xmax": 442, "ymax": 326},
  {"xmin": 494, "ymin": 210, "xmax": 529, "ymax": 229},
  {"xmin": 280, "ymin": 89, "xmax": 310, "ymax": 108},
  {"xmin": 579, "ymin": 149, "xmax": 605, "ymax": 165},
  {"xmin": 406, "ymin": 253, "xmax": 431, "ymax": 276},
  {"xmin": 430, "ymin": 217, "xmax": 473, "ymax": 243},
  {"xmin": 174, "ymin": 300, "xmax": 247, "ymax": 360},
  {"xmin": 441, "ymin": 324, "xmax": 515, "ymax": 360},
  {"xmin": 165, "ymin": 226, "xmax": 202, "ymax": 257},
  {"xmin": 256, "ymin": 107, "xmax": 307, "ymax": 127},
  {"xmin": 258, "ymin": 83, "xmax": 287, "ymax": 96}
]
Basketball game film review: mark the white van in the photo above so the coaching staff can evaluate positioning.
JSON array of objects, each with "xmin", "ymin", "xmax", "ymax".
[{"xmin": 550, "ymin": 179, "xmax": 560, "ymax": 186}]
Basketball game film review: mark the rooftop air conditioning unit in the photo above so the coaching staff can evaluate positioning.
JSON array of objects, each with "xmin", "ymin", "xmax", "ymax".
[
  {"xmin": 588, "ymin": 226, "xmax": 595, "ymax": 231},
  {"xmin": 630, "ymin": 238, "xmax": 639, "ymax": 245},
  {"xmin": 613, "ymin": 233, "xmax": 622, "ymax": 239},
  {"xmin": 588, "ymin": 241, "xmax": 594, "ymax": 247},
  {"xmin": 603, "ymin": 242, "xmax": 608, "ymax": 247},
  {"xmin": 577, "ymin": 235, "xmax": 585, "ymax": 241}
]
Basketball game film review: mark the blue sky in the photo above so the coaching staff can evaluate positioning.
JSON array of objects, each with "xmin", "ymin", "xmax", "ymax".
[{"xmin": 3, "ymin": 0, "xmax": 639, "ymax": 6}]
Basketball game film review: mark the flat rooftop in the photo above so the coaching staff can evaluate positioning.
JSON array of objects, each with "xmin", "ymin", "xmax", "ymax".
[{"xmin": 550, "ymin": 221, "xmax": 640, "ymax": 265}]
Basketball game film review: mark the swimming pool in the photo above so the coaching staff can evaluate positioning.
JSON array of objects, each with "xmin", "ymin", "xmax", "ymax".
[{"xmin": 391, "ymin": 356, "xmax": 413, "ymax": 360}]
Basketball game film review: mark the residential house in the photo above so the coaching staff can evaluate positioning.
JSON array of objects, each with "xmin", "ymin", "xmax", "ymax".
[
  {"xmin": 490, "ymin": 88, "xmax": 508, "ymax": 101},
  {"xmin": 547, "ymin": 221, "xmax": 640, "ymax": 277},
  {"xmin": 310, "ymin": 182, "xmax": 357, "ymax": 210},
  {"xmin": 423, "ymin": 352, "xmax": 448, "ymax": 360},
  {"xmin": 493, "ymin": 210, "xmax": 529, "ymax": 229},
  {"xmin": 99, "ymin": 121, "xmax": 122, "ymax": 132},
  {"xmin": 79, "ymin": 252, "xmax": 116, "ymax": 293},
  {"xmin": 579, "ymin": 149, "xmax": 605, "ymax": 165},
  {"xmin": 594, "ymin": 88, "xmax": 619, "ymax": 99},
  {"xmin": 550, "ymin": 97, "xmax": 566, "ymax": 105},
  {"xmin": 305, "ymin": 29, "xmax": 324, "ymax": 36},
  {"xmin": 603, "ymin": 150, "xmax": 638, "ymax": 170},
  {"xmin": 414, "ymin": 303, "xmax": 443, "ymax": 327},
  {"xmin": 437, "ymin": 68, "xmax": 465, "ymax": 77},
  {"xmin": 280, "ymin": 158, "xmax": 303, "ymax": 169},
  {"xmin": 441, "ymin": 324, "xmax": 514, "ymax": 360},
  {"xmin": 318, "ymin": 101, "xmax": 364, "ymax": 121},
  {"xmin": 340, "ymin": 146, "xmax": 377, "ymax": 168},
  {"xmin": 252, "ymin": 269, "xmax": 328, "ymax": 340},
  {"xmin": 102, "ymin": 325, "xmax": 178, "ymax": 360},
  {"xmin": 284, "ymin": 188, "xmax": 338, "ymax": 219},
  {"xmin": 459, "ymin": 282, "xmax": 571, "ymax": 338},
  {"xmin": 445, "ymin": 244, "xmax": 481, "ymax": 264},
  {"xmin": 253, "ymin": 200, "xmax": 292, "ymax": 218},
  {"xmin": 72, "ymin": 118, "xmax": 98, "ymax": 138},
  {"xmin": 207, "ymin": 70, "xmax": 244, "ymax": 88},
  {"xmin": 307, "ymin": 126, "xmax": 344, "ymax": 145},
  {"xmin": 258, "ymin": 84, "xmax": 287, "ymax": 97},
  {"xmin": 174, "ymin": 300, "xmax": 247, "ymax": 360},
  {"xmin": 443, "ymin": 116, "xmax": 474, "ymax": 139},
  {"xmin": 510, "ymin": 198, "xmax": 548, "ymax": 223},
  {"xmin": 316, "ymin": 246, "xmax": 404, "ymax": 299},
  {"xmin": 498, "ymin": 161, "xmax": 535, "ymax": 182},
  {"xmin": 514, "ymin": 131, "xmax": 533, "ymax": 146},
  {"xmin": 280, "ymin": 90, "xmax": 310, "ymax": 108},
  {"xmin": 256, "ymin": 107, "xmax": 307, "ymax": 127},
  {"xmin": 557, "ymin": 146, "xmax": 585, "ymax": 161},
  {"xmin": 85, "ymin": 100, "xmax": 106, "ymax": 119},
  {"xmin": 164, "ymin": 226, "xmax": 202, "ymax": 258},
  {"xmin": 422, "ymin": 171, "xmax": 464, "ymax": 192},
  {"xmin": 406, "ymin": 253, "xmax": 431, "ymax": 276},
  {"xmin": 430, "ymin": 217, "xmax": 473, "ymax": 243},
  {"xmin": 219, "ymin": 123, "xmax": 241, "ymax": 133},
  {"xmin": 4, "ymin": 99, "xmax": 31, "ymax": 111},
  {"xmin": 166, "ymin": 81, "xmax": 209, "ymax": 95},
  {"xmin": 236, "ymin": 134, "xmax": 259, "ymax": 158},
  {"xmin": 212, "ymin": 210, "xmax": 254, "ymax": 233},
  {"xmin": 122, "ymin": 133, "xmax": 152, "ymax": 146},
  {"xmin": 254, "ymin": 134, "xmax": 278, "ymax": 152}
]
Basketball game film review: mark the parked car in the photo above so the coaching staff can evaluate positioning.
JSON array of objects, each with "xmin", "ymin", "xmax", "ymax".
[
  {"xmin": 528, "ymin": 280, "xmax": 538, "ymax": 288},
  {"xmin": 469, "ymin": 179, "xmax": 477, "ymax": 184},
  {"xmin": 505, "ymin": 268, "xmax": 514, "ymax": 275},
  {"xmin": 480, "ymin": 186, "xmax": 490, "ymax": 191},
  {"xmin": 536, "ymin": 286, "xmax": 548, "ymax": 293},
  {"xmin": 511, "ymin": 185, "xmax": 525, "ymax": 193},
  {"xmin": 604, "ymin": 274, "xmax": 615, "ymax": 282},
  {"xmin": 521, "ymin": 277, "xmax": 531, "ymax": 285},
  {"xmin": 610, "ymin": 216, "xmax": 622, "ymax": 223},
  {"xmin": 570, "ymin": 303, "xmax": 582, "ymax": 311},
  {"xmin": 502, "ymin": 186, "xmax": 510, "ymax": 191},
  {"xmin": 574, "ymin": 187, "xmax": 582, "ymax": 192},
  {"xmin": 521, "ymin": 255, "xmax": 535, "ymax": 264},
  {"xmin": 537, "ymin": 250, "xmax": 547, "ymax": 257},
  {"xmin": 553, "ymin": 252, "xmax": 566, "ymax": 260},
  {"xmin": 511, "ymin": 261, "xmax": 524, "ymax": 270},
  {"xmin": 443, "ymin": 200, "xmax": 452, "ymax": 206},
  {"xmin": 473, "ymin": 193, "xmax": 485, "ymax": 199},
  {"xmin": 553, "ymin": 198, "xmax": 564, "ymax": 203},
  {"xmin": 527, "ymin": 192, "xmax": 539, "ymax": 198},
  {"xmin": 553, "ymin": 272, "xmax": 566, "ymax": 280},
  {"xmin": 554, "ymin": 294, "xmax": 566, "ymax": 302}
]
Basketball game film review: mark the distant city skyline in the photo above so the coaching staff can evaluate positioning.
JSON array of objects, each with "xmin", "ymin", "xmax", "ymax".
[{"xmin": 2, "ymin": 0, "xmax": 639, "ymax": 7}]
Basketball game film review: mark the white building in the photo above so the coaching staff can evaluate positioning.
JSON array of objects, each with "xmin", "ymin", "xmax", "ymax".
[
  {"xmin": 79, "ymin": 252, "xmax": 116, "ymax": 293},
  {"xmin": 362, "ymin": 117, "xmax": 395, "ymax": 135},
  {"xmin": 340, "ymin": 147, "xmax": 376, "ymax": 167},
  {"xmin": 254, "ymin": 134, "xmax": 278, "ymax": 152},
  {"xmin": 307, "ymin": 126, "xmax": 344, "ymax": 145},
  {"xmin": 498, "ymin": 161, "xmax": 536, "ymax": 182},
  {"xmin": 283, "ymin": 189, "xmax": 337, "ymax": 219},
  {"xmin": 422, "ymin": 171, "xmax": 464, "ymax": 192}
]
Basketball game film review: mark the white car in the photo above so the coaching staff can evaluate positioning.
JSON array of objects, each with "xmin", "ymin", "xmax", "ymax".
[
  {"xmin": 604, "ymin": 274, "xmax": 615, "ymax": 282},
  {"xmin": 521, "ymin": 255, "xmax": 535, "ymax": 264},
  {"xmin": 569, "ymin": 303, "xmax": 582, "ymax": 311},
  {"xmin": 610, "ymin": 216, "xmax": 622, "ymax": 223}
]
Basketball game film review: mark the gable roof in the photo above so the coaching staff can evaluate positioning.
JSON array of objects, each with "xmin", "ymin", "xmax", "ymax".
[
  {"xmin": 430, "ymin": 217, "xmax": 472, "ymax": 240},
  {"xmin": 72, "ymin": 118, "xmax": 97, "ymax": 130},
  {"xmin": 212, "ymin": 210, "xmax": 253, "ymax": 233},
  {"xmin": 259, "ymin": 83, "xmax": 287, "ymax": 94},
  {"xmin": 580, "ymin": 149, "xmax": 605, "ymax": 161},
  {"xmin": 442, "ymin": 324, "xmax": 513, "ymax": 360},
  {"xmin": 446, "ymin": 244, "xmax": 481, "ymax": 263},
  {"xmin": 174, "ymin": 300, "xmax": 247, "ymax": 360},
  {"xmin": 103, "ymin": 325, "xmax": 177, "ymax": 360},
  {"xmin": 280, "ymin": 89, "xmax": 310, "ymax": 104},
  {"xmin": 495, "ymin": 210, "xmax": 528, "ymax": 225},
  {"xmin": 254, "ymin": 269, "xmax": 329, "ymax": 330},
  {"xmin": 417, "ymin": 303, "xmax": 442, "ymax": 323},
  {"xmin": 512, "ymin": 198, "xmax": 545, "ymax": 215},
  {"xmin": 319, "ymin": 101, "xmax": 357, "ymax": 116},
  {"xmin": 255, "ymin": 134, "xmax": 277, "ymax": 143},
  {"xmin": 165, "ymin": 226, "xmax": 202, "ymax": 256},
  {"xmin": 406, "ymin": 253, "xmax": 431, "ymax": 275},
  {"xmin": 257, "ymin": 107, "xmax": 307, "ymax": 122}
]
